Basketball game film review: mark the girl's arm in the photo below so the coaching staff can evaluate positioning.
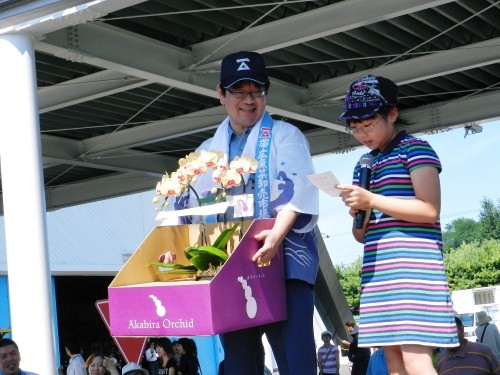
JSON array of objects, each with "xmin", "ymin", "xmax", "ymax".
[
  {"xmin": 339, "ymin": 166, "xmax": 441, "ymax": 233},
  {"xmin": 370, "ymin": 166, "xmax": 441, "ymax": 223}
]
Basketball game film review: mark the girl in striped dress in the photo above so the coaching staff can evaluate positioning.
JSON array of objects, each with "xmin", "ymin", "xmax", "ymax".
[{"xmin": 336, "ymin": 75, "xmax": 458, "ymax": 375}]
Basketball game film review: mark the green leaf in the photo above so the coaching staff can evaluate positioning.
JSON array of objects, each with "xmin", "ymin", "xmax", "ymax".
[
  {"xmin": 189, "ymin": 252, "xmax": 226, "ymax": 271},
  {"xmin": 184, "ymin": 245, "xmax": 228, "ymax": 262},
  {"xmin": 148, "ymin": 262, "xmax": 197, "ymax": 271},
  {"xmin": 160, "ymin": 268, "xmax": 198, "ymax": 275},
  {"xmin": 184, "ymin": 246, "xmax": 199, "ymax": 260},
  {"xmin": 213, "ymin": 222, "xmax": 240, "ymax": 250}
]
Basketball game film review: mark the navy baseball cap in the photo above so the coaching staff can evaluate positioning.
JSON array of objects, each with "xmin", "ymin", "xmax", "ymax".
[
  {"xmin": 220, "ymin": 51, "xmax": 269, "ymax": 88},
  {"xmin": 338, "ymin": 75, "xmax": 399, "ymax": 122}
]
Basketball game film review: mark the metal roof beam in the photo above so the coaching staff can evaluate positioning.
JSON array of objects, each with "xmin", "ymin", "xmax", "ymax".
[
  {"xmin": 0, "ymin": 0, "xmax": 148, "ymax": 37},
  {"xmin": 41, "ymin": 134, "xmax": 176, "ymax": 175},
  {"xmin": 36, "ymin": 22, "xmax": 344, "ymax": 131},
  {"xmin": 36, "ymin": 22, "xmax": 214, "ymax": 97},
  {"xmin": 38, "ymin": 70, "xmax": 152, "ymax": 113},
  {"xmin": 81, "ymin": 106, "xmax": 225, "ymax": 155},
  {"xmin": 190, "ymin": 0, "xmax": 457, "ymax": 69},
  {"xmin": 307, "ymin": 37, "xmax": 500, "ymax": 104},
  {"xmin": 44, "ymin": 172, "xmax": 159, "ymax": 211}
]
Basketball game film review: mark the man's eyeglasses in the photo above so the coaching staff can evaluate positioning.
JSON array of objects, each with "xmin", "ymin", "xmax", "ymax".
[
  {"xmin": 227, "ymin": 89, "xmax": 266, "ymax": 99},
  {"xmin": 346, "ymin": 118, "xmax": 380, "ymax": 135}
]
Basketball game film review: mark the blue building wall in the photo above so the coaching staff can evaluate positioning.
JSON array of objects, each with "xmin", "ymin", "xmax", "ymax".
[
  {"xmin": 0, "ymin": 276, "xmax": 10, "ymax": 338},
  {"xmin": 0, "ymin": 276, "xmax": 63, "ymax": 368}
]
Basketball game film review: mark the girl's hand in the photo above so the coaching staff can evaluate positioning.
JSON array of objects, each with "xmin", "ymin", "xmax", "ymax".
[{"xmin": 337, "ymin": 184, "xmax": 373, "ymax": 211}]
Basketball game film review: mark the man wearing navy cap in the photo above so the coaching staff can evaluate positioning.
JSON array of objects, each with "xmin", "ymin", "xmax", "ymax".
[{"xmin": 172, "ymin": 51, "xmax": 319, "ymax": 374}]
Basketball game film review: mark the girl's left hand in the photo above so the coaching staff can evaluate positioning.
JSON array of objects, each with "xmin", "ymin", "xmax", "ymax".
[{"xmin": 337, "ymin": 184, "xmax": 372, "ymax": 211}]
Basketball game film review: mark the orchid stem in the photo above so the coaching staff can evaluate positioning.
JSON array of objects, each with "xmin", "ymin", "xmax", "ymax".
[{"xmin": 188, "ymin": 184, "xmax": 208, "ymax": 246}]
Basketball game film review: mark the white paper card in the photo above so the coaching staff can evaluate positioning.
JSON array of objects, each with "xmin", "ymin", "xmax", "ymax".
[
  {"xmin": 307, "ymin": 171, "xmax": 343, "ymax": 197},
  {"xmin": 154, "ymin": 201, "xmax": 230, "ymax": 221}
]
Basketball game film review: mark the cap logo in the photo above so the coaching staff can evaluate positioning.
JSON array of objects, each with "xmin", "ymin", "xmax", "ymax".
[
  {"xmin": 352, "ymin": 82, "xmax": 368, "ymax": 91},
  {"xmin": 236, "ymin": 58, "xmax": 251, "ymax": 71}
]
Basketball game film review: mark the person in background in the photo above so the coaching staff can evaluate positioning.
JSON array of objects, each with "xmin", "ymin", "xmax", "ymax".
[
  {"xmin": 475, "ymin": 311, "xmax": 500, "ymax": 359},
  {"xmin": 437, "ymin": 315, "xmax": 499, "ymax": 374},
  {"xmin": 177, "ymin": 338, "xmax": 199, "ymax": 375},
  {"xmin": 171, "ymin": 341, "xmax": 181, "ymax": 367},
  {"xmin": 366, "ymin": 347, "xmax": 388, "ymax": 375},
  {"xmin": 337, "ymin": 75, "xmax": 458, "ymax": 375},
  {"xmin": 145, "ymin": 341, "xmax": 159, "ymax": 375},
  {"xmin": 0, "ymin": 338, "xmax": 38, "ymax": 375},
  {"xmin": 60, "ymin": 337, "xmax": 87, "ymax": 375},
  {"xmin": 340, "ymin": 320, "xmax": 357, "ymax": 373},
  {"xmin": 156, "ymin": 337, "xmax": 177, "ymax": 375},
  {"xmin": 164, "ymin": 50, "xmax": 319, "ymax": 375},
  {"xmin": 317, "ymin": 331, "xmax": 339, "ymax": 375},
  {"xmin": 86, "ymin": 353, "xmax": 110, "ymax": 375},
  {"xmin": 347, "ymin": 325, "xmax": 371, "ymax": 375},
  {"xmin": 103, "ymin": 360, "xmax": 148, "ymax": 375},
  {"xmin": 340, "ymin": 320, "xmax": 356, "ymax": 349}
]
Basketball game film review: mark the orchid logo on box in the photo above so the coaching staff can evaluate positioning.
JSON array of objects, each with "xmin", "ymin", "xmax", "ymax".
[
  {"xmin": 149, "ymin": 294, "xmax": 166, "ymax": 317},
  {"xmin": 238, "ymin": 276, "xmax": 257, "ymax": 319}
]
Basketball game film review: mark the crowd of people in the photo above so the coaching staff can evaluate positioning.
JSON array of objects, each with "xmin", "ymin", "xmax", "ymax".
[{"xmin": 54, "ymin": 336, "xmax": 199, "ymax": 375}]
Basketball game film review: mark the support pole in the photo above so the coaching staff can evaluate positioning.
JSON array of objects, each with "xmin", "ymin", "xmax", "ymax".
[{"xmin": 0, "ymin": 32, "xmax": 57, "ymax": 374}]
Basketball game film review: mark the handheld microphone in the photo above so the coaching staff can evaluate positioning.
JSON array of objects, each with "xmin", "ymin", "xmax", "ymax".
[{"xmin": 355, "ymin": 153, "xmax": 374, "ymax": 229}]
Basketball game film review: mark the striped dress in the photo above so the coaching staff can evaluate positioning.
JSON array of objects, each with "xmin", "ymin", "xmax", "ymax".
[{"xmin": 354, "ymin": 131, "xmax": 458, "ymax": 348}]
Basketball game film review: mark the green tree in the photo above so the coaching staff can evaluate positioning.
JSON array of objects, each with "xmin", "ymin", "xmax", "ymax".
[
  {"xmin": 477, "ymin": 197, "xmax": 500, "ymax": 241},
  {"xmin": 442, "ymin": 217, "xmax": 479, "ymax": 252},
  {"xmin": 335, "ymin": 257, "xmax": 362, "ymax": 313},
  {"xmin": 444, "ymin": 239, "xmax": 500, "ymax": 290}
]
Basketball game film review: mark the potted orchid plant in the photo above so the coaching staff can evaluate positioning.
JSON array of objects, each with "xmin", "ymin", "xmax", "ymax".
[{"xmin": 150, "ymin": 150, "xmax": 257, "ymax": 280}]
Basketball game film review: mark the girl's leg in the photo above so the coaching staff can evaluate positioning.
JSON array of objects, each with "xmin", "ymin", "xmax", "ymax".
[
  {"xmin": 400, "ymin": 344, "xmax": 437, "ymax": 375},
  {"xmin": 383, "ymin": 346, "xmax": 407, "ymax": 375}
]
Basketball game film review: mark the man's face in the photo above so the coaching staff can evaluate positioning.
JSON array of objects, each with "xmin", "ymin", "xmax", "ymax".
[
  {"xmin": 0, "ymin": 344, "xmax": 21, "ymax": 375},
  {"xmin": 217, "ymin": 81, "xmax": 267, "ymax": 135},
  {"xmin": 347, "ymin": 325, "xmax": 354, "ymax": 333}
]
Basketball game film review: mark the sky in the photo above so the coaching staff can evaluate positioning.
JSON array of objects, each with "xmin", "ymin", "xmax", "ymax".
[{"xmin": 313, "ymin": 120, "xmax": 500, "ymax": 266}]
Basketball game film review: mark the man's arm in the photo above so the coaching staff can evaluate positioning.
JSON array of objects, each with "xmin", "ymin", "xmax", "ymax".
[{"xmin": 251, "ymin": 209, "xmax": 298, "ymax": 264}]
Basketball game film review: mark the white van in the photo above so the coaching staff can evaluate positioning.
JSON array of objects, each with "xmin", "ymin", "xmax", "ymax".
[{"xmin": 452, "ymin": 286, "xmax": 500, "ymax": 341}]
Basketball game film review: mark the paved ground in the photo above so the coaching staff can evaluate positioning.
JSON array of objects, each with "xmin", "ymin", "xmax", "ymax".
[{"xmin": 339, "ymin": 363, "xmax": 351, "ymax": 375}]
